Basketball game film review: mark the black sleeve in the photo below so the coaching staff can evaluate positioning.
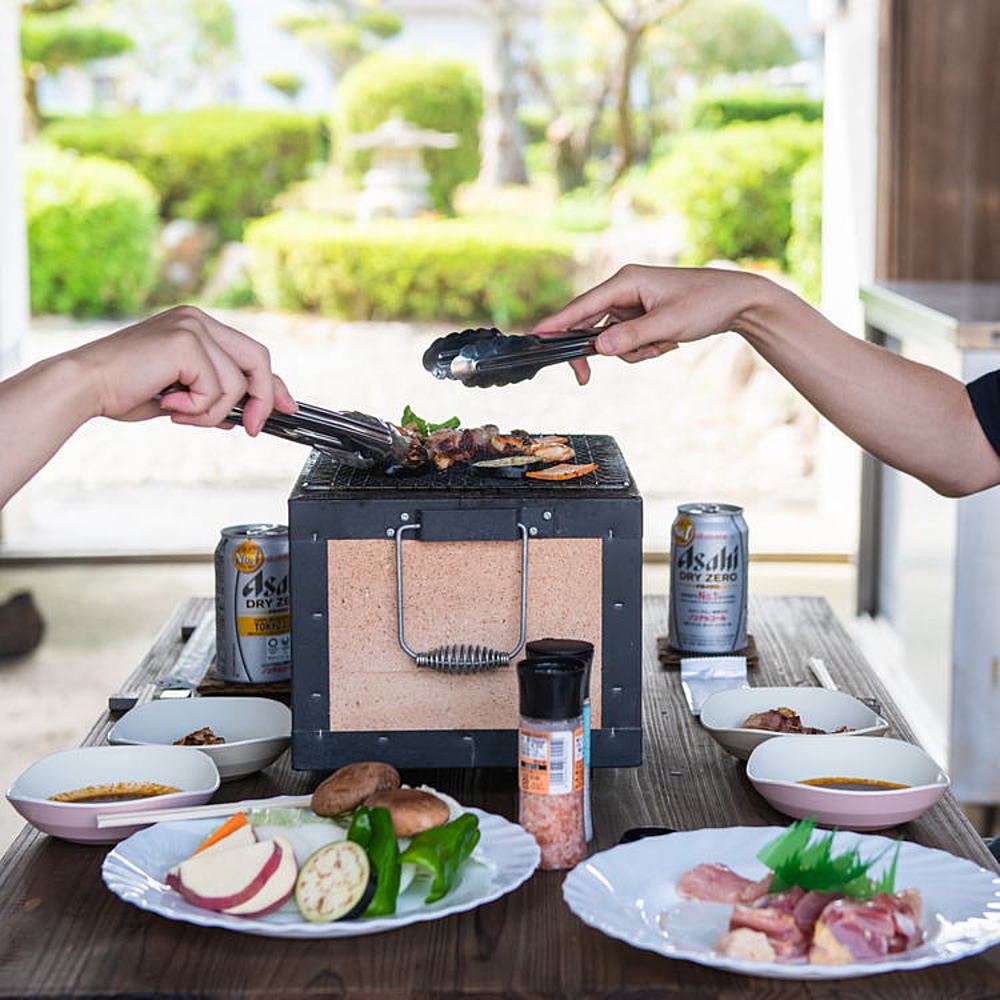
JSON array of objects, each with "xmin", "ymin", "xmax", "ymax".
[{"xmin": 967, "ymin": 370, "xmax": 1000, "ymax": 457}]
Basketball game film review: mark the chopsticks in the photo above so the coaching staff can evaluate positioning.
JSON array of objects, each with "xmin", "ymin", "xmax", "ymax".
[
  {"xmin": 96, "ymin": 793, "xmax": 312, "ymax": 829},
  {"xmin": 807, "ymin": 656, "xmax": 838, "ymax": 690}
]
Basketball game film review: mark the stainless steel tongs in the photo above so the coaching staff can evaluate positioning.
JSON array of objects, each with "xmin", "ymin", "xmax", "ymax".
[
  {"xmin": 422, "ymin": 326, "xmax": 602, "ymax": 388},
  {"xmin": 226, "ymin": 400, "xmax": 419, "ymax": 470}
]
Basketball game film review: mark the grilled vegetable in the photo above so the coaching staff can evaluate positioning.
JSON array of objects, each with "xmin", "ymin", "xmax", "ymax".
[
  {"xmin": 400, "ymin": 405, "xmax": 460, "ymax": 439},
  {"xmin": 399, "ymin": 813, "xmax": 481, "ymax": 904},
  {"xmin": 525, "ymin": 462, "xmax": 598, "ymax": 481},
  {"xmin": 473, "ymin": 455, "xmax": 543, "ymax": 478},
  {"xmin": 294, "ymin": 840, "xmax": 375, "ymax": 922},
  {"xmin": 348, "ymin": 806, "xmax": 401, "ymax": 917}
]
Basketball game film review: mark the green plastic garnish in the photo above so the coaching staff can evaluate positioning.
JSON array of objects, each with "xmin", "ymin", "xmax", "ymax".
[
  {"xmin": 757, "ymin": 819, "xmax": 901, "ymax": 899},
  {"xmin": 400, "ymin": 405, "xmax": 460, "ymax": 439}
]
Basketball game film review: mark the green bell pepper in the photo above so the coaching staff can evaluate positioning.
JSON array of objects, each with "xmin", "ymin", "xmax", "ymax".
[
  {"xmin": 348, "ymin": 806, "xmax": 401, "ymax": 917},
  {"xmin": 399, "ymin": 812, "xmax": 481, "ymax": 904}
]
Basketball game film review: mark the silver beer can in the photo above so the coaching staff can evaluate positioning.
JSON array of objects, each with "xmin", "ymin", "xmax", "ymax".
[
  {"xmin": 669, "ymin": 503, "xmax": 748, "ymax": 654},
  {"xmin": 215, "ymin": 524, "xmax": 291, "ymax": 683}
]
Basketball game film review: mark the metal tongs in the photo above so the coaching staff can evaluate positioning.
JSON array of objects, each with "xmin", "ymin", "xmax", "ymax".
[
  {"xmin": 422, "ymin": 326, "xmax": 602, "ymax": 388},
  {"xmin": 227, "ymin": 400, "xmax": 419, "ymax": 470}
]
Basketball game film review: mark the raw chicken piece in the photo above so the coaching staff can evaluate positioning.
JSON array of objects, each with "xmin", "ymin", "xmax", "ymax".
[{"xmin": 677, "ymin": 863, "xmax": 772, "ymax": 904}]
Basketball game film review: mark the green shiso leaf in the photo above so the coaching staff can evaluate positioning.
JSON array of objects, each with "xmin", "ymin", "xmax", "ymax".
[{"xmin": 756, "ymin": 819, "xmax": 900, "ymax": 898}]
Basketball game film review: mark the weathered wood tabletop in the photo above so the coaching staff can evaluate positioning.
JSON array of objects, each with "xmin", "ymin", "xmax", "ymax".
[{"xmin": 1, "ymin": 595, "xmax": 997, "ymax": 999}]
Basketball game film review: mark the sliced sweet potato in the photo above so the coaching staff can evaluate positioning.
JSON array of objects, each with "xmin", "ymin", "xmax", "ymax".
[{"xmin": 525, "ymin": 462, "xmax": 598, "ymax": 481}]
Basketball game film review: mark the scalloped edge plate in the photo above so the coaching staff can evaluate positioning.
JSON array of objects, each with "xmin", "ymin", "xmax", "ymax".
[
  {"xmin": 104, "ymin": 807, "xmax": 538, "ymax": 938},
  {"xmin": 562, "ymin": 825, "xmax": 1000, "ymax": 979}
]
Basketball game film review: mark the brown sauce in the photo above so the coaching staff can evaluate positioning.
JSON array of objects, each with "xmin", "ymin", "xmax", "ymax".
[
  {"xmin": 798, "ymin": 777, "xmax": 910, "ymax": 792},
  {"xmin": 48, "ymin": 782, "xmax": 182, "ymax": 803}
]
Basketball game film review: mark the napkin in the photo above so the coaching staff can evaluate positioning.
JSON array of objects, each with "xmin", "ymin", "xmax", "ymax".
[{"xmin": 680, "ymin": 656, "xmax": 749, "ymax": 716}]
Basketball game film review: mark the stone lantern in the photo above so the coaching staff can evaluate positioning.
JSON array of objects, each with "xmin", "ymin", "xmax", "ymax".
[{"xmin": 347, "ymin": 114, "xmax": 458, "ymax": 222}]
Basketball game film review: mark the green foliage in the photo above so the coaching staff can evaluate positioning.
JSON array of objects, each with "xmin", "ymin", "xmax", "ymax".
[
  {"xmin": 25, "ymin": 145, "xmax": 158, "ymax": 316},
  {"xmin": 45, "ymin": 109, "xmax": 324, "ymax": 240},
  {"xmin": 654, "ymin": 0, "xmax": 798, "ymax": 83},
  {"xmin": 245, "ymin": 214, "xmax": 574, "ymax": 326},
  {"xmin": 687, "ymin": 88, "xmax": 823, "ymax": 130},
  {"xmin": 21, "ymin": 13, "xmax": 131, "ymax": 71},
  {"xmin": 333, "ymin": 53, "xmax": 483, "ymax": 212},
  {"xmin": 787, "ymin": 156, "xmax": 823, "ymax": 302},
  {"xmin": 263, "ymin": 71, "xmax": 304, "ymax": 100},
  {"xmin": 653, "ymin": 116, "xmax": 822, "ymax": 265}
]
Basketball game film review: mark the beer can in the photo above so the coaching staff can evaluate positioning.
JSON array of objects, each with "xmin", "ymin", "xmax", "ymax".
[
  {"xmin": 669, "ymin": 503, "xmax": 748, "ymax": 654},
  {"xmin": 214, "ymin": 524, "xmax": 291, "ymax": 683}
]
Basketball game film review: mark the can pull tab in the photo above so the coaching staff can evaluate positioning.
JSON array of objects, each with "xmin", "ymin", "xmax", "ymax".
[{"xmin": 394, "ymin": 522, "xmax": 529, "ymax": 673}]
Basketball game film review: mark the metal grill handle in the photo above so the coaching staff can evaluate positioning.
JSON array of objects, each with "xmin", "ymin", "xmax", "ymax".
[{"xmin": 395, "ymin": 522, "xmax": 529, "ymax": 674}]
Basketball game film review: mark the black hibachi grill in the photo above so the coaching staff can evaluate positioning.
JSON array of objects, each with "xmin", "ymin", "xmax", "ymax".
[{"xmin": 287, "ymin": 434, "xmax": 643, "ymax": 771}]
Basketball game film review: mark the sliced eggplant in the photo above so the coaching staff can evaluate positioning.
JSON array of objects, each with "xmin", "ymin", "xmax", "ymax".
[
  {"xmin": 472, "ymin": 455, "xmax": 543, "ymax": 478},
  {"xmin": 294, "ymin": 840, "xmax": 375, "ymax": 922}
]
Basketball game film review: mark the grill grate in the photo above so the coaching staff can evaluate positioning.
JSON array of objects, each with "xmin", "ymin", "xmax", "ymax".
[{"xmin": 298, "ymin": 434, "xmax": 632, "ymax": 494}]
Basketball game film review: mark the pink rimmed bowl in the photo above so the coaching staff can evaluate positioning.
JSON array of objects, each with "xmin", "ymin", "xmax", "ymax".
[
  {"xmin": 746, "ymin": 735, "xmax": 949, "ymax": 830},
  {"xmin": 6, "ymin": 744, "xmax": 220, "ymax": 844}
]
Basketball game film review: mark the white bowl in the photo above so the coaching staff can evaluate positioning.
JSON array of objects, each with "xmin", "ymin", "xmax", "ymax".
[
  {"xmin": 108, "ymin": 697, "xmax": 291, "ymax": 781},
  {"xmin": 747, "ymin": 735, "xmax": 950, "ymax": 830},
  {"xmin": 699, "ymin": 685, "xmax": 889, "ymax": 760},
  {"xmin": 6, "ymin": 745, "xmax": 220, "ymax": 844}
]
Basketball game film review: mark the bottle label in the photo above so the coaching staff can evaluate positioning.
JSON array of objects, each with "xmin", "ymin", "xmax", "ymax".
[{"xmin": 519, "ymin": 726, "xmax": 584, "ymax": 796}]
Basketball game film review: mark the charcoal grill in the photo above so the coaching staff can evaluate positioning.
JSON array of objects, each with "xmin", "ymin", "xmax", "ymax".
[{"xmin": 288, "ymin": 434, "xmax": 643, "ymax": 770}]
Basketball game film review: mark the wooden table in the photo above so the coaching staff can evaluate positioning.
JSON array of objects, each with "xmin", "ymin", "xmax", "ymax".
[{"xmin": 1, "ymin": 595, "xmax": 997, "ymax": 998}]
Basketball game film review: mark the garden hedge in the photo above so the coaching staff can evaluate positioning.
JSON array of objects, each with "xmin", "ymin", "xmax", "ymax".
[
  {"xmin": 333, "ymin": 53, "xmax": 482, "ymax": 213},
  {"xmin": 787, "ymin": 156, "xmax": 823, "ymax": 302},
  {"xmin": 653, "ymin": 116, "xmax": 822, "ymax": 265},
  {"xmin": 245, "ymin": 214, "xmax": 574, "ymax": 325},
  {"xmin": 45, "ymin": 108, "xmax": 325, "ymax": 239},
  {"xmin": 26, "ymin": 145, "xmax": 157, "ymax": 316},
  {"xmin": 687, "ymin": 89, "xmax": 823, "ymax": 130}
]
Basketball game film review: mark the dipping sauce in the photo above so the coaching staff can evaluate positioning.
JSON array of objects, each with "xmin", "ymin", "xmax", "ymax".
[
  {"xmin": 798, "ymin": 777, "xmax": 910, "ymax": 792},
  {"xmin": 48, "ymin": 782, "xmax": 182, "ymax": 803}
]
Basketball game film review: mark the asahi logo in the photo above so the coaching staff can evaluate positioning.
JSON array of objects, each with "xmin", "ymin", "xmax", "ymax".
[
  {"xmin": 672, "ymin": 516, "xmax": 696, "ymax": 546},
  {"xmin": 232, "ymin": 539, "xmax": 264, "ymax": 574},
  {"xmin": 675, "ymin": 544, "xmax": 742, "ymax": 572}
]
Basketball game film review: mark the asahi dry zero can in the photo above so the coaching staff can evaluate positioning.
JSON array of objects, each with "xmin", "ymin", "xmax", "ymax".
[
  {"xmin": 215, "ymin": 524, "xmax": 291, "ymax": 683},
  {"xmin": 669, "ymin": 503, "xmax": 748, "ymax": 654}
]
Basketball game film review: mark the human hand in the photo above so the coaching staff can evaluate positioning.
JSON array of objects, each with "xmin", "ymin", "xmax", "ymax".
[
  {"xmin": 532, "ymin": 264, "xmax": 779, "ymax": 385},
  {"xmin": 72, "ymin": 305, "xmax": 297, "ymax": 435}
]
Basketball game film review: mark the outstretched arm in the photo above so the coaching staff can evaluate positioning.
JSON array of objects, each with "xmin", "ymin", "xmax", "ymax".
[
  {"xmin": 0, "ymin": 305, "xmax": 297, "ymax": 507},
  {"xmin": 534, "ymin": 265, "xmax": 1000, "ymax": 497}
]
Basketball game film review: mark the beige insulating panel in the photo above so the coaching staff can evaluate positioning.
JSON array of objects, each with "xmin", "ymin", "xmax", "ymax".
[{"xmin": 326, "ymin": 537, "xmax": 603, "ymax": 731}]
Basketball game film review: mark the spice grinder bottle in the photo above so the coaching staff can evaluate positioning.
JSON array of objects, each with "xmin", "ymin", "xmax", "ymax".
[
  {"xmin": 525, "ymin": 638, "xmax": 595, "ymax": 842},
  {"xmin": 517, "ymin": 655, "xmax": 587, "ymax": 870}
]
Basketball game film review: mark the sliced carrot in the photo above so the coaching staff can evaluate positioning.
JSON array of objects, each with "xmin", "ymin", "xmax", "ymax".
[
  {"xmin": 193, "ymin": 811, "xmax": 249, "ymax": 854},
  {"xmin": 525, "ymin": 462, "xmax": 598, "ymax": 481}
]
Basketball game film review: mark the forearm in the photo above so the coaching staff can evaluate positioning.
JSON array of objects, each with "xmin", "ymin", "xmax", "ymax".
[
  {"xmin": 0, "ymin": 354, "xmax": 98, "ymax": 506},
  {"xmin": 736, "ymin": 282, "xmax": 1000, "ymax": 496}
]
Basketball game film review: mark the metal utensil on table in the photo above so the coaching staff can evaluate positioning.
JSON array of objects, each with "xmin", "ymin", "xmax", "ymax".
[
  {"xmin": 807, "ymin": 656, "xmax": 882, "ymax": 715},
  {"xmin": 423, "ymin": 326, "xmax": 602, "ymax": 388}
]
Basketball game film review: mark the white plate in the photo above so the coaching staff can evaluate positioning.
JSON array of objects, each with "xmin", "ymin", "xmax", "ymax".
[
  {"xmin": 103, "ymin": 807, "xmax": 539, "ymax": 937},
  {"xmin": 562, "ymin": 826, "xmax": 1000, "ymax": 979}
]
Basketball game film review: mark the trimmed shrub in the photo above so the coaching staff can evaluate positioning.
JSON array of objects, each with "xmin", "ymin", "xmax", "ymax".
[
  {"xmin": 25, "ymin": 145, "xmax": 157, "ymax": 316},
  {"xmin": 787, "ymin": 157, "xmax": 823, "ymax": 302},
  {"xmin": 333, "ymin": 53, "xmax": 483, "ymax": 212},
  {"xmin": 653, "ymin": 117, "xmax": 822, "ymax": 264},
  {"xmin": 245, "ymin": 214, "xmax": 574, "ymax": 325},
  {"xmin": 687, "ymin": 89, "xmax": 823, "ymax": 130},
  {"xmin": 45, "ymin": 108, "xmax": 325, "ymax": 239}
]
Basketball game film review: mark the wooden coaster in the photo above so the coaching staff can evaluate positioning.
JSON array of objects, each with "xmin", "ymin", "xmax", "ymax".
[
  {"xmin": 197, "ymin": 665, "xmax": 290, "ymax": 700},
  {"xmin": 657, "ymin": 634, "xmax": 759, "ymax": 670}
]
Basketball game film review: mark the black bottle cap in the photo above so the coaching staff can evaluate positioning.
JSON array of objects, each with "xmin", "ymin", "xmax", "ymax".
[
  {"xmin": 525, "ymin": 638, "xmax": 593, "ymax": 694},
  {"xmin": 517, "ymin": 656, "xmax": 586, "ymax": 721}
]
